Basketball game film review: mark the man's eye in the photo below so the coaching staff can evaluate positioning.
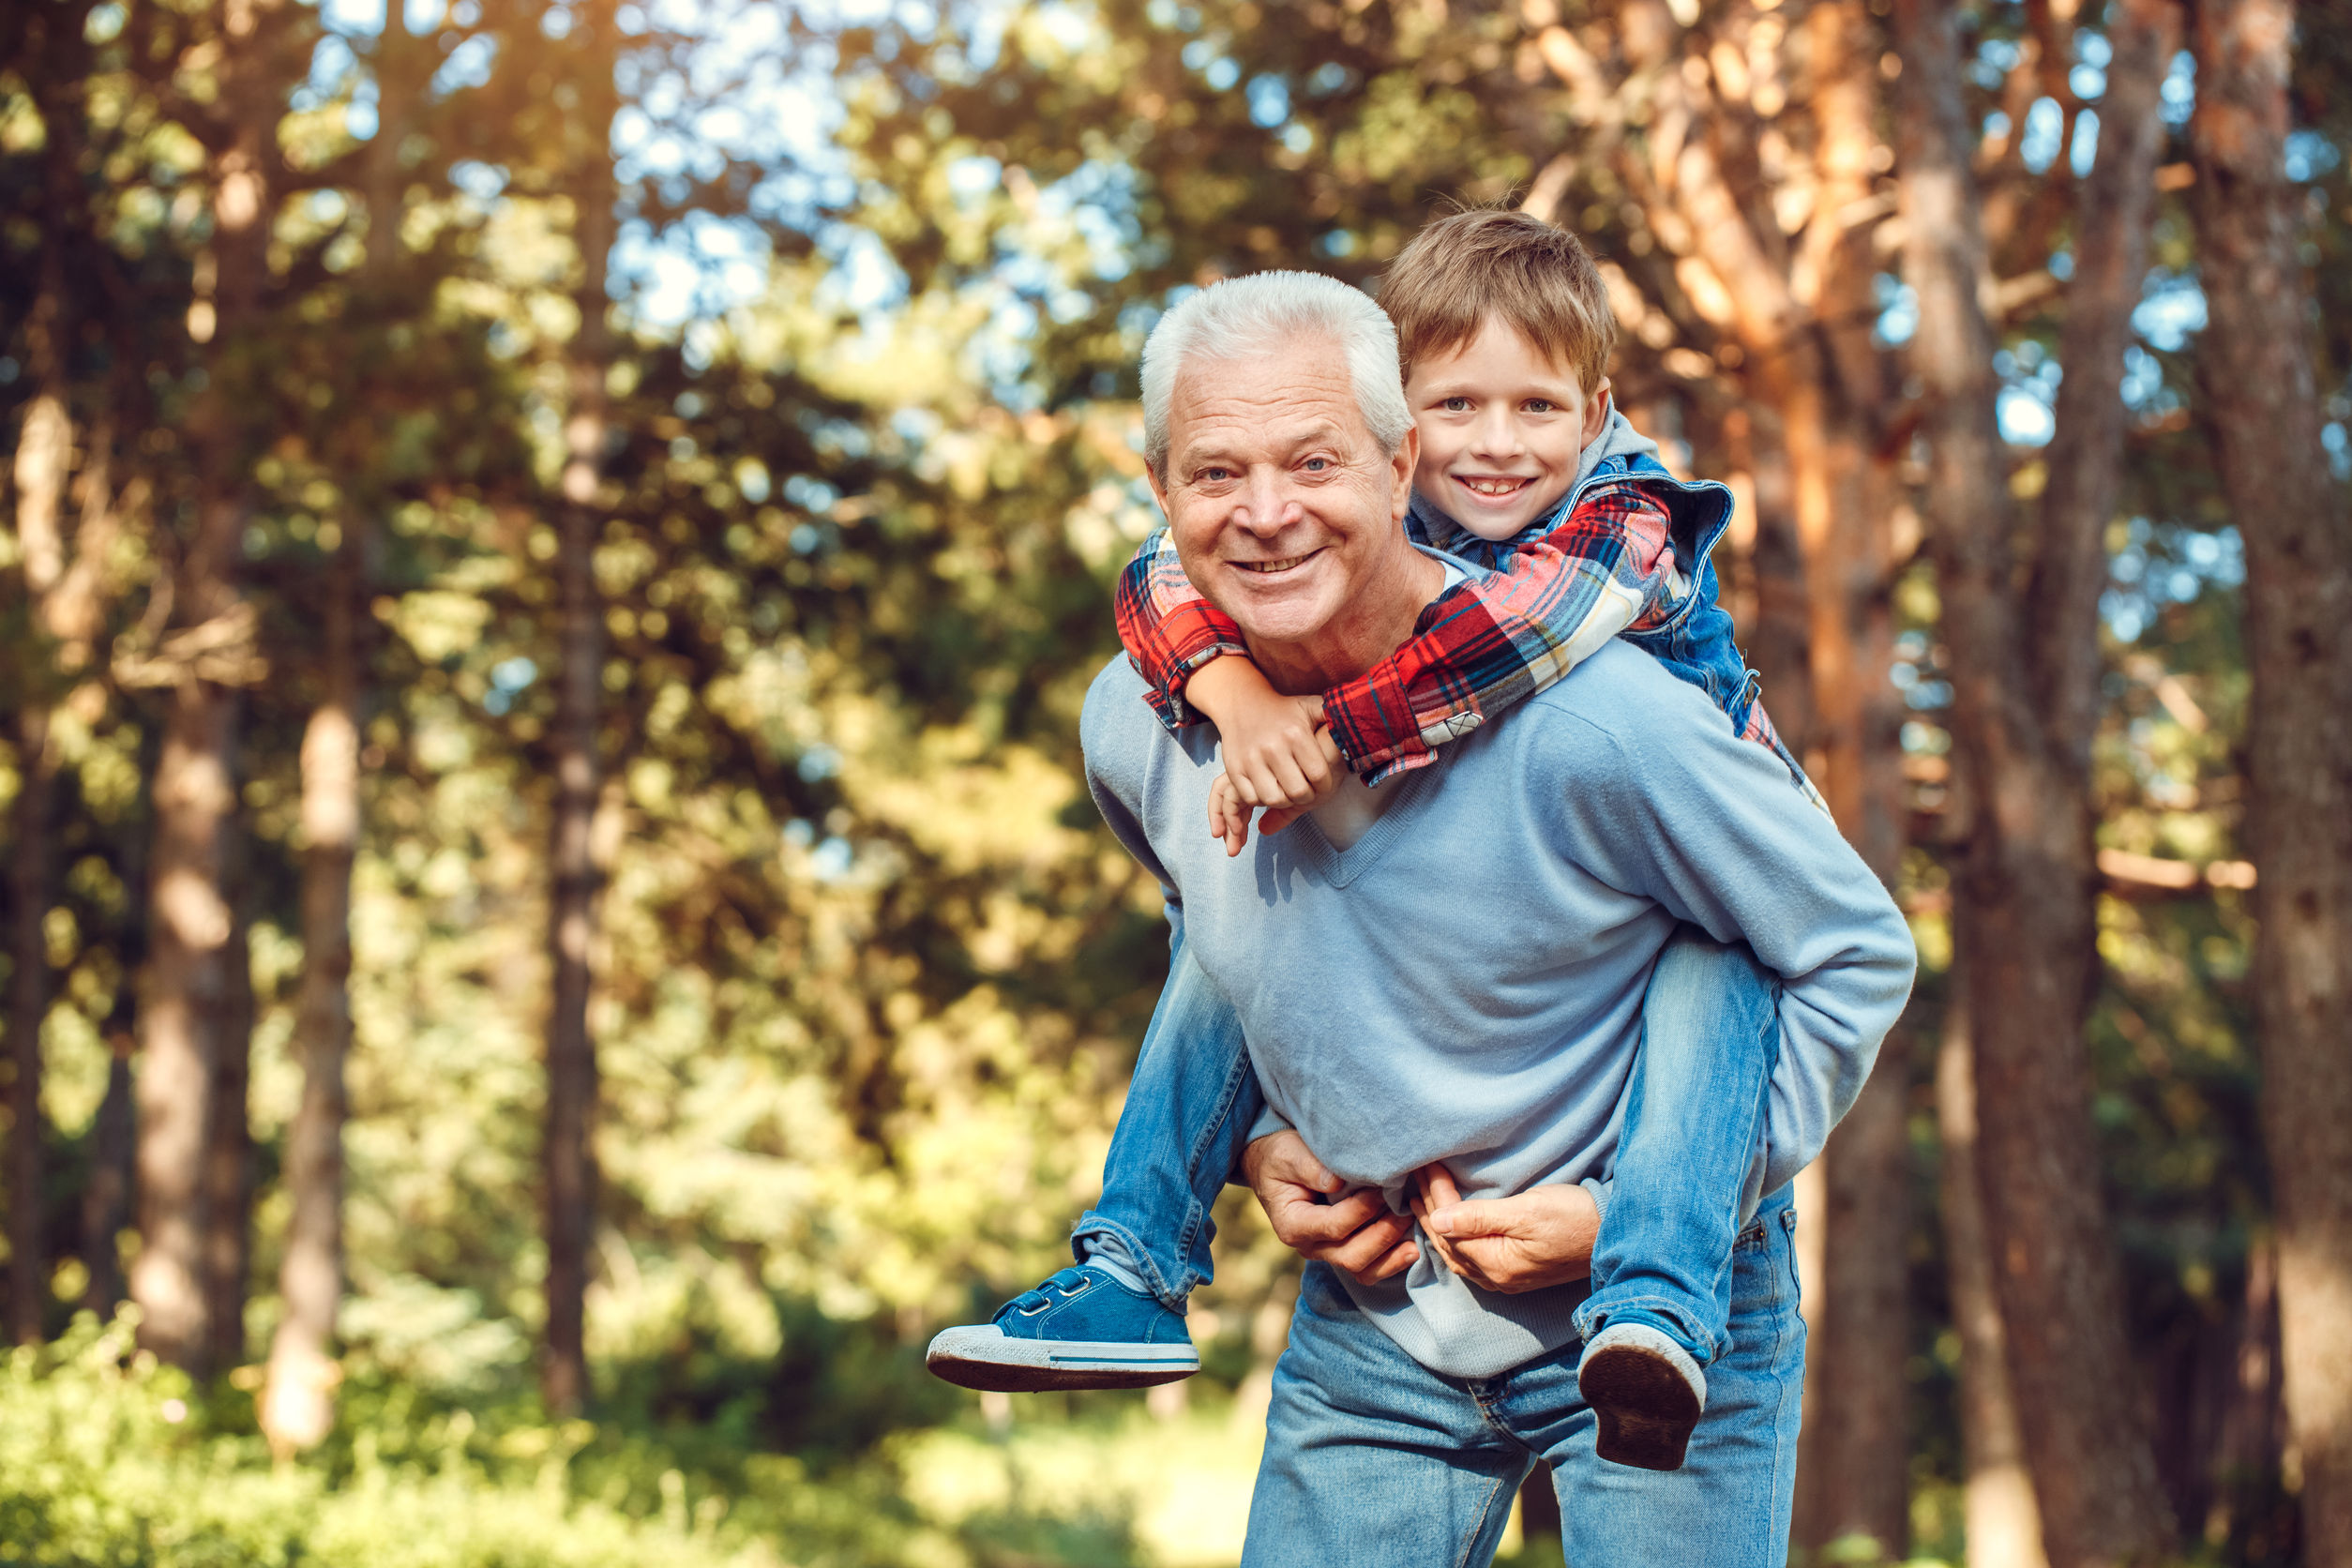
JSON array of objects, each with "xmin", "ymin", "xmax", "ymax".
[
  {"xmin": 1201, "ymin": 467, "xmax": 1232, "ymax": 483},
  {"xmin": 1303, "ymin": 457, "xmax": 1329, "ymax": 472}
]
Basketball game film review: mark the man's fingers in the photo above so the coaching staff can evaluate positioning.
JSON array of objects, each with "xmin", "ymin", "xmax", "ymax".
[
  {"xmin": 1422, "ymin": 1166, "xmax": 1466, "ymax": 1211},
  {"xmin": 1353, "ymin": 1237, "xmax": 1420, "ymax": 1285},
  {"xmin": 1318, "ymin": 1211, "xmax": 1416, "ymax": 1276},
  {"xmin": 1423, "ymin": 1194, "xmax": 1520, "ymax": 1241},
  {"xmin": 1270, "ymin": 1139, "xmax": 1346, "ymax": 1196}
]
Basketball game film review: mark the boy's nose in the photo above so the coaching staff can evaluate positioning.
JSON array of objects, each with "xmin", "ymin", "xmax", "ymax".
[{"xmin": 1470, "ymin": 410, "xmax": 1525, "ymax": 459}]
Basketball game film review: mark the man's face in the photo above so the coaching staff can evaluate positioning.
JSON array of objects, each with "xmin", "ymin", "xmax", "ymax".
[
  {"xmin": 1406, "ymin": 315, "xmax": 1609, "ymax": 543},
  {"xmin": 1151, "ymin": 339, "xmax": 1418, "ymax": 654}
]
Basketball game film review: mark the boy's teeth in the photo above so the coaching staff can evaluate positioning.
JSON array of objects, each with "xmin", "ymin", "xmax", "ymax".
[{"xmin": 1463, "ymin": 477, "xmax": 1527, "ymax": 496}]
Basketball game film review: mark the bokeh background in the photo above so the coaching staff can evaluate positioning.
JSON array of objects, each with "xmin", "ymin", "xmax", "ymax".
[{"xmin": 0, "ymin": 0, "xmax": 2346, "ymax": 1563}]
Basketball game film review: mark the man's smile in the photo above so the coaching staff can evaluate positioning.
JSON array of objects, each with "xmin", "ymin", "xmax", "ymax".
[{"xmin": 1229, "ymin": 549, "xmax": 1327, "ymax": 575}]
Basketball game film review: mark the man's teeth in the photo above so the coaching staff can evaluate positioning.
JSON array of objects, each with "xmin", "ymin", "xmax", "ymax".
[
  {"xmin": 1461, "ymin": 477, "xmax": 1530, "ymax": 497},
  {"xmin": 1235, "ymin": 553, "xmax": 1314, "ymax": 573}
]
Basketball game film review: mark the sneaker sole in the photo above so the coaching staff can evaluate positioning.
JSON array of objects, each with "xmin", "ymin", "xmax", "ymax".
[
  {"xmin": 925, "ymin": 1328, "xmax": 1199, "ymax": 1393},
  {"xmin": 1579, "ymin": 1343, "xmax": 1703, "ymax": 1471}
]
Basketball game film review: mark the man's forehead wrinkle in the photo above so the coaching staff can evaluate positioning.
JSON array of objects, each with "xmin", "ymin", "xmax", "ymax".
[{"xmin": 1169, "ymin": 396, "xmax": 1366, "ymax": 469}]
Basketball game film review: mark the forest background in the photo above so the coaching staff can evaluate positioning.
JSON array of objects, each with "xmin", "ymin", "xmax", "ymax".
[{"xmin": 0, "ymin": 0, "xmax": 2347, "ymax": 1563}]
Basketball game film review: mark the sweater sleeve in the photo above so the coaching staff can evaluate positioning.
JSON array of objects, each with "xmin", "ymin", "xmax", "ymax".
[
  {"xmin": 1537, "ymin": 683, "xmax": 1918, "ymax": 1197},
  {"xmin": 1321, "ymin": 485, "xmax": 1691, "ymax": 784},
  {"xmin": 1113, "ymin": 527, "xmax": 1250, "ymax": 732}
]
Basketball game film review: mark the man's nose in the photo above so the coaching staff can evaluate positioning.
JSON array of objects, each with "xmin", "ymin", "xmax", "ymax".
[{"xmin": 1233, "ymin": 469, "xmax": 1303, "ymax": 534}]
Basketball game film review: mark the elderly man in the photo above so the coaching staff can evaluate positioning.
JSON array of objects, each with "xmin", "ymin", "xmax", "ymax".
[{"xmin": 1079, "ymin": 272, "xmax": 1913, "ymax": 1564}]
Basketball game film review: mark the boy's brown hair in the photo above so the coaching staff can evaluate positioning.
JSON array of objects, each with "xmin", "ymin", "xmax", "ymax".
[{"xmin": 1377, "ymin": 207, "xmax": 1616, "ymax": 393}]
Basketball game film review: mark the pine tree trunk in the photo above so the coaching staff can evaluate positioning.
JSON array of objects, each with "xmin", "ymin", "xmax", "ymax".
[
  {"xmin": 8, "ymin": 58, "xmax": 85, "ymax": 1344},
  {"xmin": 134, "ymin": 680, "xmax": 235, "ymax": 1369},
  {"xmin": 1891, "ymin": 0, "xmax": 2179, "ymax": 1560},
  {"xmin": 10, "ymin": 388, "xmax": 67, "ymax": 1346},
  {"xmin": 133, "ymin": 0, "xmax": 279, "ymax": 1375},
  {"xmin": 542, "ymin": 13, "xmax": 617, "ymax": 1410},
  {"xmin": 81, "ymin": 1023, "xmax": 134, "ymax": 1318},
  {"xmin": 1937, "ymin": 967, "xmax": 2049, "ymax": 1568},
  {"xmin": 2190, "ymin": 2, "xmax": 2352, "ymax": 1560},
  {"xmin": 260, "ymin": 535, "xmax": 359, "ymax": 1455},
  {"xmin": 204, "ymin": 890, "xmax": 253, "ymax": 1370}
]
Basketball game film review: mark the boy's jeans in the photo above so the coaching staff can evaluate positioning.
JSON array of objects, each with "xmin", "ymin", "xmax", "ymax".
[
  {"xmin": 1072, "ymin": 922, "xmax": 1784, "ymax": 1372},
  {"xmin": 1244, "ymin": 1192, "xmax": 1805, "ymax": 1568}
]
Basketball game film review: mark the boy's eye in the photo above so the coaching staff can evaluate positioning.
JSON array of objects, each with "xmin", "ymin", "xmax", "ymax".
[
  {"xmin": 1441, "ymin": 397, "xmax": 1472, "ymax": 413},
  {"xmin": 1524, "ymin": 399, "xmax": 1556, "ymax": 414}
]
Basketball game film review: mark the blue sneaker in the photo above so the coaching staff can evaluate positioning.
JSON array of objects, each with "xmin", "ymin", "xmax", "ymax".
[{"xmin": 926, "ymin": 1265, "xmax": 1199, "ymax": 1392}]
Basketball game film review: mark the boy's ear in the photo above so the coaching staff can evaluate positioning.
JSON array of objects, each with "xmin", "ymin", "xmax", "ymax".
[{"xmin": 1583, "ymin": 379, "xmax": 1613, "ymax": 447}]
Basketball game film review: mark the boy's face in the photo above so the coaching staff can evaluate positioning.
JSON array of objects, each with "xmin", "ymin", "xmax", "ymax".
[{"xmin": 1405, "ymin": 317, "xmax": 1610, "ymax": 543}]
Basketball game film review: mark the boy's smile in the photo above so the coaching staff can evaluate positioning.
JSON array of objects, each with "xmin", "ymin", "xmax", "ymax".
[{"xmin": 1407, "ymin": 317, "xmax": 1612, "ymax": 543}]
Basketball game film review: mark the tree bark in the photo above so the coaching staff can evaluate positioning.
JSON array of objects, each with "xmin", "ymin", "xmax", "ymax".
[
  {"xmin": 204, "ymin": 890, "xmax": 254, "ymax": 1370},
  {"xmin": 542, "ymin": 3, "xmax": 618, "ymax": 1413},
  {"xmin": 1891, "ymin": 0, "xmax": 2179, "ymax": 1560},
  {"xmin": 260, "ymin": 535, "xmax": 359, "ymax": 1456},
  {"xmin": 7, "ymin": 27, "xmax": 92, "ymax": 1344},
  {"xmin": 253, "ymin": 6, "xmax": 426, "ymax": 1450},
  {"xmin": 81, "ymin": 1020, "xmax": 135, "ymax": 1319},
  {"xmin": 10, "ymin": 398, "xmax": 67, "ymax": 1345},
  {"xmin": 2190, "ymin": 2, "xmax": 2352, "ymax": 1560},
  {"xmin": 132, "ymin": 0, "xmax": 280, "ymax": 1374},
  {"xmin": 1937, "ymin": 965, "xmax": 2050, "ymax": 1568}
]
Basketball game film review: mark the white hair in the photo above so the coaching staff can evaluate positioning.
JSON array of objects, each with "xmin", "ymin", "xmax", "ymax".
[{"xmin": 1139, "ymin": 271, "xmax": 1411, "ymax": 478}]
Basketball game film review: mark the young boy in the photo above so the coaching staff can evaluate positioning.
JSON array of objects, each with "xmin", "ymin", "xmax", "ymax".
[{"xmin": 927, "ymin": 209, "xmax": 1823, "ymax": 1472}]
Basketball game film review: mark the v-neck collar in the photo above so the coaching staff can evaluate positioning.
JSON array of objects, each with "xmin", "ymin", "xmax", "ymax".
[{"xmin": 1289, "ymin": 754, "xmax": 1445, "ymax": 887}]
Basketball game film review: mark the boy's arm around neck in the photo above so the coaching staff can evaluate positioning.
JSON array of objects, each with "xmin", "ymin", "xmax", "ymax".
[
  {"xmin": 1319, "ymin": 484, "xmax": 1685, "ymax": 783},
  {"xmin": 1114, "ymin": 526, "xmax": 1250, "ymax": 731}
]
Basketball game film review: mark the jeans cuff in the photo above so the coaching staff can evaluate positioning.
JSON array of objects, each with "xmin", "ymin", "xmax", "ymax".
[
  {"xmin": 1069, "ymin": 1213, "xmax": 1192, "ymax": 1315},
  {"xmin": 1573, "ymin": 1291, "xmax": 1719, "ymax": 1364}
]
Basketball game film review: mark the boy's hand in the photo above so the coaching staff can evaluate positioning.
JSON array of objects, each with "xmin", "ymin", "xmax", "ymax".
[
  {"xmin": 1244, "ymin": 1130, "xmax": 1419, "ymax": 1285},
  {"xmin": 1409, "ymin": 1165, "xmax": 1599, "ymax": 1294},
  {"xmin": 1186, "ymin": 657, "xmax": 1344, "ymax": 852}
]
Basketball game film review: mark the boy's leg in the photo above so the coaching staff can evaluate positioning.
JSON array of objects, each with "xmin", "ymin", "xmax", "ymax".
[
  {"xmin": 1572, "ymin": 927, "xmax": 1782, "ymax": 1467},
  {"xmin": 1069, "ymin": 927, "xmax": 1263, "ymax": 1304},
  {"xmin": 1503, "ymin": 1190, "xmax": 1807, "ymax": 1567},
  {"xmin": 926, "ymin": 928, "xmax": 1263, "ymax": 1392}
]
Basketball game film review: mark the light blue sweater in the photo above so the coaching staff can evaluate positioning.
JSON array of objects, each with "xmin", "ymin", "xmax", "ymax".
[{"xmin": 1082, "ymin": 637, "xmax": 1916, "ymax": 1378}]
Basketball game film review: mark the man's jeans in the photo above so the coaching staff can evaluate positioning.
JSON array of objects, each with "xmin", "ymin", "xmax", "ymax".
[
  {"xmin": 1072, "ymin": 923, "xmax": 1784, "ymax": 1375},
  {"xmin": 1244, "ymin": 1189, "xmax": 1805, "ymax": 1568}
]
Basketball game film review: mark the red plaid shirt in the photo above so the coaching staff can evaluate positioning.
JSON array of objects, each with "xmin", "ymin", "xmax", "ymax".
[{"xmin": 1114, "ymin": 480, "xmax": 1788, "ymax": 784}]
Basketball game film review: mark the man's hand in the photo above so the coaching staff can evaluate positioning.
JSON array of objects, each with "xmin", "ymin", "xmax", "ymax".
[
  {"xmin": 1186, "ymin": 658, "xmax": 1342, "ymax": 852},
  {"xmin": 1244, "ymin": 1130, "xmax": 1419, "ymax": 1285},
  {"xmin": 1410, "ymin": 1166, "xmax": 1599, "ymax": 1294}
]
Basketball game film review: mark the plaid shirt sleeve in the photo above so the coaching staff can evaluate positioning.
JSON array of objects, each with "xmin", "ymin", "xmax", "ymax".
[
  {"xmin": 1113, "ymin": 526, "xmax": 1249, "ymax": 731},
  {"xmin": 1323, "ymin": 482, "xmax": 1690, "ymax": 783}
]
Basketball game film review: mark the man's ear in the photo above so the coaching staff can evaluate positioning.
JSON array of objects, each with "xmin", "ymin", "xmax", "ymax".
[
  {"xmin": 1146, "ymin": 463, "xmax": 1173, "ymax": 518},
  {"xmin": 1389, "ymin": 426, "xmax": 1420, "ymax": 522},
  {"xmin": 1582, "ymin": 379, "xmax": 1613, "ymax": 448}
]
